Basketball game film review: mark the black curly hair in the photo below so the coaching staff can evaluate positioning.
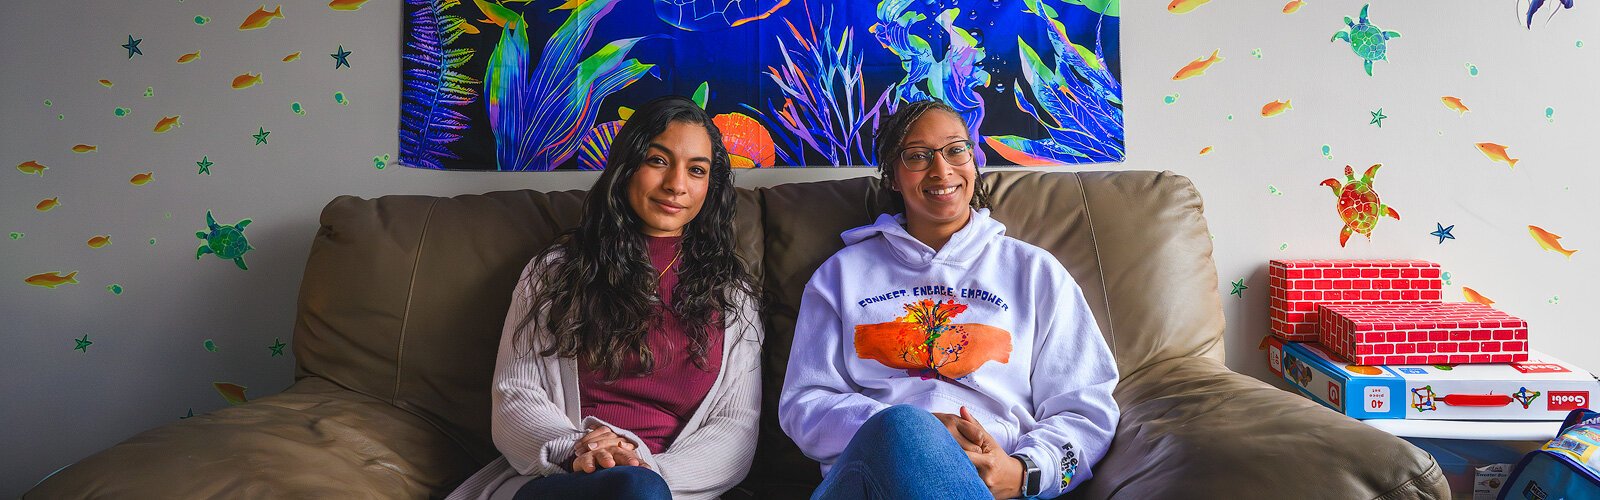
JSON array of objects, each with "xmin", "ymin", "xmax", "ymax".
[
  {"xmin": 516, "ymin": 95, "xmax": 759, "ymax": 380},
  {"xmin": 872, "ymin": 99, "xmax": 992, "ymax": 210}
]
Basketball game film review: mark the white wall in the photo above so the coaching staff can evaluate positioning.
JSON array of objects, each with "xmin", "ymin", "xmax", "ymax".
[{"xmin": 3, "ymin": 0, "xmax": 1596, "ymax": 495}]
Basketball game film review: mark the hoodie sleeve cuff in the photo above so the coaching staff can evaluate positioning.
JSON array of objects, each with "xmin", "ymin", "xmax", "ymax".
[{"xmin": 1014, "ymin": 440, "xmax": 1083, "ymax": 498}]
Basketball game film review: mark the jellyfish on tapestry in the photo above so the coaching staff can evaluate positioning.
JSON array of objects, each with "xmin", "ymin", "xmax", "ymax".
[{"xmin": 399, "ymin": 0, "xmax": 1123, "ymax": 171}]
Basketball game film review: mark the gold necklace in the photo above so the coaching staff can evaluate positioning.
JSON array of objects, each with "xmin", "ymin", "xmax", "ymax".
[{"xmin": 657, "ymin": 251, "xmax": 681, "ymax": 282}]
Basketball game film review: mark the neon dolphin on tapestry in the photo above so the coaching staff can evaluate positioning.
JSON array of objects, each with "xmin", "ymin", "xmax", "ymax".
[
  {"xmin": 985, "ymin": 0, "xmax": 1124, "ymax": 166},
  {"xmin": 486, "ymin": 0, "xmax": 660, "ymax": 170},
  {"xmin": 855, "ymin": 299, "xmax": 1012, "ymax": 381}
]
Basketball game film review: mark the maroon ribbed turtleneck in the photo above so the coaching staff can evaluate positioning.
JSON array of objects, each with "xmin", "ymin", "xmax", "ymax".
[{"xmin": 577, "ymin": 234, "xmax": 724, "ymax": 454}]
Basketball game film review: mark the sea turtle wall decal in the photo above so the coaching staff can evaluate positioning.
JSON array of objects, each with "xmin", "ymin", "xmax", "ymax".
[
  {"xmin": 1321, "ymin": 164, "xmax": 1401, "ymax": 247},
  {"xmin": 1332, "ymin": 4, "xmax": 1400, "ymax": 76},
  {"xmin": 196, "ymin": 211, "xmax": 254, "ymax": 270}
]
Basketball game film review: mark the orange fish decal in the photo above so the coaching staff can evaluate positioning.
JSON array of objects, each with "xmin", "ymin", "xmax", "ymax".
[
  {"xmin": 1167, "ymin": 0, "xmax": 1211, "ymax": 14},
  {"xmin": 1474, "ymin": 142, "xmax": 1518, "ymax": 169},
  {"xmin": 98, "ymin": 79, "xmax": 114, "ymax": 88},
  {"xmin": 232, "ymin": 73, "xmax": 263, "ymax": 89},
  {"xmin": 1172, "ymin": 49, "xmax": 1223, "ymax": 80},
  {"xmin": 214, "ymin": 382, "xmax": 249, "ymax": 405},
  {"xmin": 1441, "ymin": 96, "xmax": 1469, "ymax": 115},
  {"xmin": 1198, "ymin": 146, "xmax": 1214, "ymax": 155},
  {"xmin": 1462, "ymin": 286, "xmax": 1495, "ymax": 307},
  {"xmin": 1283, "ymin": 0, "xmax": 1305, "ymax": 13},
  {"xmin": 17, "ymin": 160, "xmax": 47, "ymax": 176},
  {"xmin": 239, "ymin": 5, "xmax": 284, "ymax": 30},
  {"xmin": 35, "ymin": 197, "xmax": 60, "ymax": 211},
  {"xmin": 854, "ymin": 299, "xmax": 1011, "ymax": 380},
  {"xmin": 1261, "ymin": 99, "xmax": 1293, "ymax": 117},
  {"xmin": 154, "ymin": 115, "xmax": 182, "ymax": 133},
  {"xmin": 713, "ymin": 112, "xmax": 776, "ymax": 168},
  {"xmin": 177, "ymin": 51, "xmax": 201, "ymax": 64},
  {"xmin": 25, "ymin": 271, "xmax": 78, "ymax": 288},
  {"xmin": 72, "ymin": 144, "xmax": 97, "ymax": 153},
  {"xmin": 130, "ymin": 171, "xmax": 154, "ymax": 185},
  {"xmin": 282, "ymin": 51, "xmax": 301, "ymax": 62},
  {"xmin": 87, "ymin": 235, "xmax": 112, "ymax": 248},
  {"xmin": 328, "ymin": 0, "xmax": 368, "ymax": 10},
  {"xmin": 1528, "ymin": 225, "xmax": 1577, "ymax": 258}
]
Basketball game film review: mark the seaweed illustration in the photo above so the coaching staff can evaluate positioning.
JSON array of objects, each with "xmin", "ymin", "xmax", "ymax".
[
  {"xmin": 399, "ymin": 0, "xmax": 481, "ymax": 170},
  {"xmin": 985, "ymin": 0, "xmax": 1124, "ymax": 165}
]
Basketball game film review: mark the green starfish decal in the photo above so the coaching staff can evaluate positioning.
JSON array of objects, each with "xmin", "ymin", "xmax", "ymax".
[
  {"xmin": 252, "ymin": 127, "xmax": 270, "ymax": 145},
  {"xmin": 74, "ymin": 334, "xmax": 93, "ymax": 352},
  {"xmin": 1369, "ymin": 108, "xmax": 1387, "ymax": 127},
  {"xmin": 269, "ymin": 338, "xmax": 287, "ymax": 357},
  {"xmin": 196, "ymin": 156, "xmax": 213, "ymax": 175},
  {"xmin": 1230, "ymin": 279, "xmax": 1248, "ymax": 298}
]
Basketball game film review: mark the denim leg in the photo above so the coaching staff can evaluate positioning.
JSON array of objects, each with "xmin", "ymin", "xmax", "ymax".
[
  {"xmin": 811, "ymin": 405, "xmax": 991, "ymax": 500},
  {"xmin": 512, "ymin": 465, "xmax": 671, "ymax": 500}
]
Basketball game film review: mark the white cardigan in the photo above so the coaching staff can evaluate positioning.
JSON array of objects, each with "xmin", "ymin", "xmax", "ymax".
[{"xmin": 447, "ymin": 257, "xmax": 764, "ymax": 500}]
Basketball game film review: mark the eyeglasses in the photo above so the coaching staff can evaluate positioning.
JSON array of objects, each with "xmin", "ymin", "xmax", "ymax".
[{"xmin": 897, "ymin": 140, "xmax": 975, "ymax": 172}]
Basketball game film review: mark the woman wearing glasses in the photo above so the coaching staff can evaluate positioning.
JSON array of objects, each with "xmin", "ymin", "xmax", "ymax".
[{"xmin": 778, "ymin": 100, "xmax": 1119, "ymax": 500}]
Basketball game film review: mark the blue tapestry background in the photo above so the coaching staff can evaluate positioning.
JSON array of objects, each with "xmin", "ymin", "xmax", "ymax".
[{"xmin": 400, "ymin": 0, "xmax": 1121, "ymax": 171}]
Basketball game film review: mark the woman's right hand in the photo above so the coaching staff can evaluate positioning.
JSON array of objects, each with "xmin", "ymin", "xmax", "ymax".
[
  {"xmin": 576, "ymin": 425, "xmax": 637, "ymax": 454},
  {"xmin": 571, "ymin": 444, "xmax": 646, "ymax": 473}
]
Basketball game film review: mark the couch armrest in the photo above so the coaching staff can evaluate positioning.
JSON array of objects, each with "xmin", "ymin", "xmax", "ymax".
[
  {"xmin": 26, "ymin": 377, "xmax": 478, "ymax": 499},
  {"xmin": 1077, "ymin": 356, "xmax": 1448, "ymax": 500}
]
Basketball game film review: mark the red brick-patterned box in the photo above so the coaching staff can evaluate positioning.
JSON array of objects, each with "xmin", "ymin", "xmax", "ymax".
[
  {"xmin": 1269, "ymin": 259, "xmax": 1443, "ymax": 341},
  {"xmin": 1318, "ymin": 302, "xmax": 1529, "ymax": 365}
]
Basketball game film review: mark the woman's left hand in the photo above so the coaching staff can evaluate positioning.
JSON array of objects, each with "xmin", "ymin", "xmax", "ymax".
[
  {"xmin": 571, "ymin": 444, "xmax": 646, "ymax": 473},
  {"xmin": 955, "ymin": 407, "xmax": 1022, "ymax": 500}
]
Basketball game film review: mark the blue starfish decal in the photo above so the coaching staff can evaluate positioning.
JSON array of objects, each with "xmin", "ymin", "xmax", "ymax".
[
  {"xmin": 1230, "ymin": 278, "xmax": 1248, "ymax": 298},
  {"xmin": 1430, "ymin": 223, "xmax": 1455, "ymax": 244},
  {"xmin": 330, "ymin": 45, "xmax": 352, "ymax": 69},
  {"xmin": 123, "ymin": 35, "xmax": 143, "ymax": 59}
]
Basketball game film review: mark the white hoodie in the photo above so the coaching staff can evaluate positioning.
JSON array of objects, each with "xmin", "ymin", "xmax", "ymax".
[{"xmin": 778, "ymin": 209, "xmax": 1119, "ymax": 498}]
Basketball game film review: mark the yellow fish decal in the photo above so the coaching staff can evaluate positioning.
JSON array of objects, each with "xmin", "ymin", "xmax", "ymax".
[
  {"xmin": 282, "ymin": 51, "xmax": 301, "ymax": 62},
  {"xmin": 177, "ymin": 51, "xmax": 201, "ymax": 64},
  {"xmin": 154, "ymin": 115, "xmax": 182, "ymax": 133},
  {"xmin": 25, "ymin": 271, "xmax": 78, "ymax": 288},
  {"xmin": 72, "ymin": 144, "xmax": 97, "ymax": 153},
  {"xmin": 87, "ymin": 235, "xmax": 112, "ymax": 248},
  {"xmin": 1441, "ymin": 96, "xmax": 1469, "ymax": 115},
  {"xmin": 1167, "ymin": 0, "xmax": 1211, "ymax": 14},
  {"xmin": 1261, "ymin": 99, "xmax": 1292, "ymax": 117},
  {"xmin": 1461, "ymin": 286, "xmax": 1495, "ymax": 307},
  {"xmin": 239, "ymin": 4, "xmax": 284, "ymax": 30},
  {"xmin": 328, "ymin": 0, "xmax": 368, "ymax": 10},
  {"xmin": 1283, "ymin": 0, "xmax": 1305, "ymax": 13},
  {"xmin": 1528, "ymin": 225, "xmax": 1577, "ymax": 258},
  {"xmin": 130, "ymin": 171, "xmax": 154, "ymax": 185},
  {"xmin": 98, "ymin": 79, "xmax": 114, "ymax": 88},
  {"xmin": 1475, "ymin": 142, "xmax": 1518, "ymax": 169},
  {"xmin": 36, "ymin": 197, "xmax": 60, "ymax": 211},
  {"xmin": 1198, "ymin": 146, "xmax": 1214, "ymax": 155},
  {"xmin": 17, "ymin": 160, "xmax": 47, "ymax": 176},
  {"xmin": 214, "ymin": 382, "xmax": 249, "ymax": 405},
  {"xmin": 1172, "ymin": 50, "xmax": 1223, "ymax": 81},
  {"xmin": 232, "ymin": 73, "xmax": 263, "ymax": 89}
]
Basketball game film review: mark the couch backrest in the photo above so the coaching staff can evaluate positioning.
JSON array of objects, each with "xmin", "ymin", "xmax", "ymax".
[
  {"xmin": 291, "ymin": 188, "xmax": 764, "ymax": 462},
  {"xmin": 746, "ymin": 170, "xmax": 1225, "ymax": 489}
]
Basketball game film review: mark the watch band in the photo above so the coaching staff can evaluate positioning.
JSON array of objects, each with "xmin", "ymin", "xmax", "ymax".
[{"xmin": 1011, "ymin": 453, "xmax": 1042, "ymax": 498}]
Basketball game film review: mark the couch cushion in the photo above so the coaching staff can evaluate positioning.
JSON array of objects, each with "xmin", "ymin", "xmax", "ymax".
[
  {"xmin": 746, "ymin": 170, "xmax": 1225, "ymax": 490},
  {"xmin": 293, "ymin": 188, "xmax": 763, "ymax": 465},
  {"xmin": 26, "ymin": 377, "xmax": 478, "ymax": 499}
]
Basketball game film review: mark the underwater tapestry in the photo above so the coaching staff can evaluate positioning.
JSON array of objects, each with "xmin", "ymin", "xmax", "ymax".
[{"xmin": 399, "ymin": 0, "xmax": 1122, "ymax": 170}]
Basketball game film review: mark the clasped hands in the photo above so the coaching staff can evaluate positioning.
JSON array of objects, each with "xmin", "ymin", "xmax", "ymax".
[
  {"xmin": 569, "ymin": 424, "xmax": 645, "ymax": 474},
  {"xmin": 933, "ymin": 407, "xmax": 1023, "ymax": 500}
]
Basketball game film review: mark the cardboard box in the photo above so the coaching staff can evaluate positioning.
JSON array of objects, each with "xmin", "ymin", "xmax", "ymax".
[
  {"xmin": 1269, "ymin": 259, "xmax": 1443, "ymax": 341},
  {"xmin": 1267, "ymin": 341, "xmax": 1598, "ymax": 420},
  {"xmin": 1319, "ymin": 302, "xmax": 1529, "ymax": 365}
]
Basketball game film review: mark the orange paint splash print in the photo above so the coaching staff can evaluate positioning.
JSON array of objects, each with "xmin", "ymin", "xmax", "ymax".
[{"xmin": 854, "ymin": 299, "xmax": 1011, "ymax": 380}]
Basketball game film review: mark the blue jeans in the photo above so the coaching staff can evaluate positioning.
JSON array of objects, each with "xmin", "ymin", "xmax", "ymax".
[
  {"xmin": 812, "ymin": 405, "xmax": 992, "ymax": 500},
  {"xmin": 512, "ymin": 465, "xmax": 670, "ymax": 500}
]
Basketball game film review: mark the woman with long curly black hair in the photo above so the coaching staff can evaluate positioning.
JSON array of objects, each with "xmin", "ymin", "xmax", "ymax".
[{"xmin": 448, "ymin": 95, "xmax": 764, "ymax": 500}]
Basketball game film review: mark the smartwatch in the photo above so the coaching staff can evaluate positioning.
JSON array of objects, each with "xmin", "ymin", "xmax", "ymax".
[{"xmin": 1011, "ymin": 453, "xmax": 1042, "ymax": 498}]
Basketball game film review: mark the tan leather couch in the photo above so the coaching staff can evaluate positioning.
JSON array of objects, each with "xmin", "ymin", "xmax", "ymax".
[{"xmin": 27, "ymin": 171, "xmax": 1447, "ymax": 499}]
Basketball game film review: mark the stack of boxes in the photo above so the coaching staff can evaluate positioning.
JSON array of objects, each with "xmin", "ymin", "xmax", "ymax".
[{"xmin": 1263, "ymin": 259, "xmax": 1595, "ymax": 422}]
